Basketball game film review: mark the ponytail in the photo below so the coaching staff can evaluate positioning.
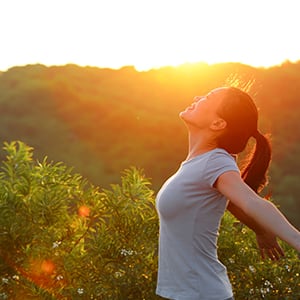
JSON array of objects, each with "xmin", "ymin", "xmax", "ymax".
[
  {"xmin": 213, "ymin": 86, "xmax": 272, "ymax": 192},
  {"xmin": 241, "ymin": 131, "xmax": 272, "ymax": 193}
]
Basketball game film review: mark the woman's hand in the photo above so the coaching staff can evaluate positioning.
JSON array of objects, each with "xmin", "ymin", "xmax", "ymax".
[{"xmin": 255, "ymin": 231, "xmax": 285, "ymax": 261}]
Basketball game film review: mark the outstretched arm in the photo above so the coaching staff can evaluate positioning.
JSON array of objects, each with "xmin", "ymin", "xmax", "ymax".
[
  {"xmin": 216, "ymin": 171, "xmax": 300, "ymax": 253},
  {"xmin": 227, "ymin": 201, "xmax": 284, "ymax": 260}
]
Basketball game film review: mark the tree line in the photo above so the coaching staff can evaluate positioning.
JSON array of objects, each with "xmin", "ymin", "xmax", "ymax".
[{"xmin": 0, "ymin": 61, "xmax": 299, "ymax": 228}]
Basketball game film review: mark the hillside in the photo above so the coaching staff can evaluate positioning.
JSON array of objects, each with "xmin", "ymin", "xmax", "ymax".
[{"xmin": 0, "ymin": 61, "xmax": 299, "ymax": 228}]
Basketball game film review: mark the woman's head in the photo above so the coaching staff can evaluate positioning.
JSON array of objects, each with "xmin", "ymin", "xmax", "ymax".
[
  {"xmin": 181, "ymin": 86, "xmax": 271, "ymax": 193},
  {"xmin": 214, "ymin": 86, "xmax": 258, "ymax": 154},
  {"xmin": 180, "ymin": 87, "xmax": 258, "ymax": 154}
]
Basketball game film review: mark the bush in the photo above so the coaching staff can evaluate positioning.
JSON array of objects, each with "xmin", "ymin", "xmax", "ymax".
[
  {"xmin": 0, "ymin": 142, "xmax": 299, "ymax": 299},
  {"xmin": 0, "ymin": 142, "xmax": 158, "ymax": 299},
  {"xmin": 219, "ymin": 214, "xmax": 299, "ymax": 299}
]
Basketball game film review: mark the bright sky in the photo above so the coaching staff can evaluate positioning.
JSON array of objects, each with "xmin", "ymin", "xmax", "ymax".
[{"xmin": 1, "ymin": 0, "xmax": 299, "ymax": 71}]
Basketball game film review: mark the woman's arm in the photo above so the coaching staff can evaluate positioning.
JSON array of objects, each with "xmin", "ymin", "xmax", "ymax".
[
  {"xmin": 227, "ymin": 201, "xmax": 285, "ymax": 260},
  {"xmin": 216, "ymin": 171, "xmax": 300, "ymax": 252}
]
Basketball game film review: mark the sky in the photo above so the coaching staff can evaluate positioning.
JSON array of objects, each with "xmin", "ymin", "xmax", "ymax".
[{"xmin": 1, "ymin": 0, "xmax": 300, "ymax": 72}]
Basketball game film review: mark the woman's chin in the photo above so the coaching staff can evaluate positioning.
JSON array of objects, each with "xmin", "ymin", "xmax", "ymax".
[{"xmin": 179, "ymin": 110, "xmax": 188, "ymax": 118}]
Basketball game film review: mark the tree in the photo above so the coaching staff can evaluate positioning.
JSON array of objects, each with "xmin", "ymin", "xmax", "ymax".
[
  {"xmin": 0, "ymin": 142, "xmax": 158, "ymax": 299},
  {"xmin": 0, "ymin": 142, "xmax": 299, "ymax": 299}
]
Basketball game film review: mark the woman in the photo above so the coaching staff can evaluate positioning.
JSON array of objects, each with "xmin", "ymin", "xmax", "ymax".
[{"xmin": 155, "ymin": 87, "xmax": 300, "ymax": 300}]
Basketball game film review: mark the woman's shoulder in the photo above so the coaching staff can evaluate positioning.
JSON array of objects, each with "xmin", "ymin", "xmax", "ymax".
[
  {"xmin": 206, "ymin": 148, "xmax": 239, "ymax": 172},
  {"xmin": 210, "ymin": 148, "xmax": 237, "ymax": 161}
]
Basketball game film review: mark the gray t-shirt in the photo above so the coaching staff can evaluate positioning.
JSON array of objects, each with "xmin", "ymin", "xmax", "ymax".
[{"xmin": 156, "ymin": 148, "xmax": 239, "ymax": 300}]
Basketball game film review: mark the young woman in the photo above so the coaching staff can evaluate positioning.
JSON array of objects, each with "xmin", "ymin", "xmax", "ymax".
[{"xmin": 155, "ymin": 87, "xmax": 300, "ymax": 300}]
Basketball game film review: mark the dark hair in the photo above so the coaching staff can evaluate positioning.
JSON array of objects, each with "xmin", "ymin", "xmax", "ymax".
[
  {"xmin": 241, "ymin": 131, "xmax": 271, "ymax": 192},
  {"xmin": 216, "ymin": 87, "xmax": 271, "ymax": 193}
]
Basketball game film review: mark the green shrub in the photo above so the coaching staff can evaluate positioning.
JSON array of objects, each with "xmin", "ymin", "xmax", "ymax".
[
  {"xmin": 219, "ymin": 214, "xmax": 299, "ymax": 299},
  {"xmin": 0, "ymin": 142, "xmax": 299, "ymax": 299}
]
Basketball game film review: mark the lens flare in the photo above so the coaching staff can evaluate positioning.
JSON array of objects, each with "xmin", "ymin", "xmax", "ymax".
[{"xmin": 78, "ymin": 205, "xmax": 90, "ymax": 217}]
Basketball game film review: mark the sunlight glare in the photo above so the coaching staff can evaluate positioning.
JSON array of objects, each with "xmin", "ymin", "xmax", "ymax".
[{"xmin": 0, "ymin": 0, "xmax": 300, "ymax": 71}]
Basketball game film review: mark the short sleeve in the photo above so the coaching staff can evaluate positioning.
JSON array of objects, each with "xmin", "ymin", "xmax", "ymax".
[{"xmin": 205, "ymin": 149, "xmax": 240, "ymax": 188}]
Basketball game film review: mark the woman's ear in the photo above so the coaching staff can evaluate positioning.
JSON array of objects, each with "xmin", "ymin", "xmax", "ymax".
[{"xmin": 210, "ymin": 118, "xmax": 227, "ymax": 131}]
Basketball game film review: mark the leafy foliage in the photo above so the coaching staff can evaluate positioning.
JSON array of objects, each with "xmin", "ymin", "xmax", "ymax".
[
  {"xmin": 0, "ymin": 142, "xmax": 158, "ymax": 299},
  {"xmin": 219, "ymin": 214, "xmax": 300, "ymax": 299},
  {"xmin": 0, "ymin": 142, "xmax": 299, "ymax": 299}
]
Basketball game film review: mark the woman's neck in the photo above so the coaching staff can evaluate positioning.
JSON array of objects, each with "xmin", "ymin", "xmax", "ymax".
[{"xmin": 186, "ymin": 131, "xmax": 217, "ymax": 161}]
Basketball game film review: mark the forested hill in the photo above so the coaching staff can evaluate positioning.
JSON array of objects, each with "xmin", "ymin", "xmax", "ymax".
[{"xmin": 0, "ymin": 61, "xmax": 299, "ymax": 228}]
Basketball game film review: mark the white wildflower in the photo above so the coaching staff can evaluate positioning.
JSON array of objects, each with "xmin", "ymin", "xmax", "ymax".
[
  {"xmin": 285, "ymin": 264, "xmax": 291, "ymax": 272},
  {"xmin": 264, "ymin": 280, "xmax": 273, "ymax": 288},
  {"xmin": 249, "ymin": 265, "xmax": 256, "ymax": 273},
  {"xmin": 52, "ymin": 241, "xmax": 62, "ymax": 248},
  {"xmin": 12, "ymin": 275, "xmax": 19, "ymax": 280},
  {"xmin": 56, "ymin": 275, "xmax": 64, "ymax": 281},
  {"xmin": 120, "ymin": 248, "xmax": 137, "ymax": 256},
  {"xmin": 77, "ymin": 288, "xmax": 84, "ymax": 295},
  {"xmin": 2, "ymin": 278, "xmax": 9, "ymax": 284},
  {"xmin": 114, "ymin": 272, "xmax": 123, "ymax": 278}
]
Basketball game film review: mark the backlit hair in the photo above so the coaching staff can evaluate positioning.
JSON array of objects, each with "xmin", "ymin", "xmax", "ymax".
[{"xmin": 216, "ymin": 87, "xmax": 271, "ymax": 193}]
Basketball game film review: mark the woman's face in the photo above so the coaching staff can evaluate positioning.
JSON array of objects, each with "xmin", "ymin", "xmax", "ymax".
[{"xmin": 179, "ymin": 88, "xmax": 226, "ymax": 129}]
